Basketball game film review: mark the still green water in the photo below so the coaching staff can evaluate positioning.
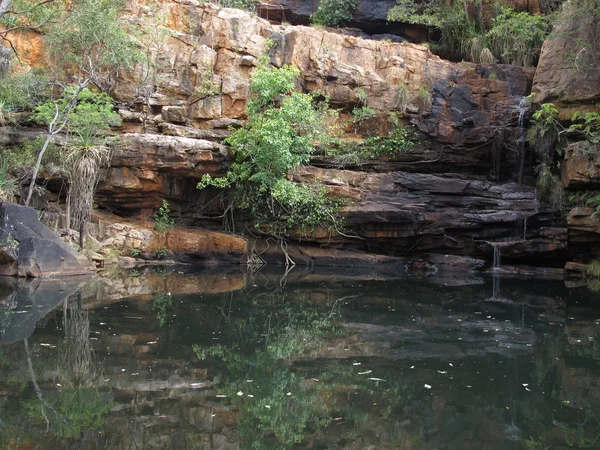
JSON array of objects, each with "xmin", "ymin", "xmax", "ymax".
[{"xmin": 0, "ymin": 267, "xmax": 599, "ymax": 449}]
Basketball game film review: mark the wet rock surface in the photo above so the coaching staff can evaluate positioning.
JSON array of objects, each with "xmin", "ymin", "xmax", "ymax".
[{"xmin": 291, "ymin": 167, "xmax": 565, "ymax": 264}]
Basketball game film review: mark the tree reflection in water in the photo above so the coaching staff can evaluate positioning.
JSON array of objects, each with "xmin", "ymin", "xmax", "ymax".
[
  {"xmin": 1, "ymin": 292, "xmax": 112, "ymax": 447},
  {"xmin": 193, "ymin": 289, "xmax": 418, "ymax": 449}
]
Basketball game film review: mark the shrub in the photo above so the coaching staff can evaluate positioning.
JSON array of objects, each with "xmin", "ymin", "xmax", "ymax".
[
  {"xmin": 153, "ymin": 246, "xmax": 168, "ymax": 260},
  {"xmin": 311, "ymin": 0, "xmax": 358, "ymax": 28},
  {"xmin": 32, "ymin": 87, "xmax": 120, "ymax": 144},
  {"xmin": 0, "ymin": 71, "xmax": 50, "ymax": 112},
  {"xmin": 587, "ymin": 260, "xmax": 600, "ymax": 279},
  {"xmin": 213, "ymin": 0, "xmax": 258, "ymax": 10},
  {"xmin": 130, "ymin": 248, "xmax": 141, "ymax": 258},
  {"xmin": 0, "ymin": 156, "xmax": 17, "ymax": 202},
  {"xmin": 324, "ymin": 115, "xmax": 415, "ymax": 166},
  {"xmin": 352, "ymin": 105, "xmax": 376, "ymax": 124},
  {"xmin": 483, "ymin": 8, "xmax": 549, "ymax": 67},
  {"xmin": 388, "ymin": 1, "xmax": 548, "ymax": 66},
  {"xmin": 198, "ymin": 58, "xmax": 342, "ymax": 235},
  {"xmin": 154, "ymin": 200, "xmax": 175, "ymax": 234}
]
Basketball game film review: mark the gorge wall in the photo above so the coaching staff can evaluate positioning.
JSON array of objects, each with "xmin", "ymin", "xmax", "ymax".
[{"xmin": 4, "ymin": 0, "xmax": 600, "ymax": 276}]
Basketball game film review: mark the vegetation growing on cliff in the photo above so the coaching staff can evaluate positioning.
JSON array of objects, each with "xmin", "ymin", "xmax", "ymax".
[
  {"xmin": 388, "ymin": 0, "xmax": 549, "ymax": 65},
  {"xmin": 311, "ymin": 0, "xmax": 359, "ymax": 27},
  {"xmin": 197, "ymin": 58, "xmax": 343, "ymax": 237},
  {"xmin": 550, "ymin": 0, "xmax": 600, "ymax": 74},
  {"xmin": 0, "ymin": 0, "xmax": 139, "ymax": 252},
  {"xmin": 530, "ymin": 101, "xmax": 600, "ymax": 211}
]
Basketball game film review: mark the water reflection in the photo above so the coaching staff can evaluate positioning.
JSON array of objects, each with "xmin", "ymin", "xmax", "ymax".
[{"xmin": 0, "ymin": 268, "xmax": 599, "ymax": 449}]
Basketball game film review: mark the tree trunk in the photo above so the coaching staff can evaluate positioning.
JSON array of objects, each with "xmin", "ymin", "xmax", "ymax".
[
  {"xmin": 23, "ymin": 133, "xmax": 53, "ymax": 206},
  {"xmin": 0, "ymin": 0, "xmax": 12, "ymax": 20}
]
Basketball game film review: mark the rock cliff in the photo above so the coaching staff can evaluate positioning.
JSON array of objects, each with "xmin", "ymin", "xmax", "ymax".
[
  {"xmin": 3, "ymin": 0, "xmax": 597, "ymax": 274},
  {"xmin": 87, "ymin": 1, "xmax": 550, "ymax": 268}
]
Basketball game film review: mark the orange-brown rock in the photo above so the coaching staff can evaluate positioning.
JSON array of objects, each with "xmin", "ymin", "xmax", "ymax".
[
  {"xmin": 95, "ymin": 133, "xmax": 229, "ymax": 213},
  {"xmin": 91, "ymin": 2, "xmax": 532, "ymax": 216},
  {"xmin": 562, "ymin": 141, "xmax": 600, "ymax": 189},
  {"xmin": 532, "ymin": 2, "xmax": 600, "ymax": 117},
  {"xmin": 89, "ymin": 210, "xmax": 248, "ymax": 264}
]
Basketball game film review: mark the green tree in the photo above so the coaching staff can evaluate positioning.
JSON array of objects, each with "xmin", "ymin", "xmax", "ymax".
[
  {"xmin": 24, "ymin": 0, "xmax": 139, "ymax": 224},
  {"xmin": 311, "ymin": 0, "xmax": 359, "ymax": 28},
  {"xmin": 197, "ymin": 59, "xmax": 342, "ymax": 238},
  {"xmin": 46, "ymin": 0, "xmax": 140, "ymax": 91},
  {"xmin": 30, "ymin": 87, "xmax": 119, "ymax": 244}
]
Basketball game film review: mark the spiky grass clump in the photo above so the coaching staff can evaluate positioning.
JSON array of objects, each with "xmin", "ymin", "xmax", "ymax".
[
  {"xmin": 464, "ymin": 36, "xmax": 496, "ymax": 64},
  {"xmin": 66, "ymin": 145, "xmax": 112, "ymax": 232},
  {"xmin": 485, "ymin": 8, "xmax": 548, "ymax": 67}
]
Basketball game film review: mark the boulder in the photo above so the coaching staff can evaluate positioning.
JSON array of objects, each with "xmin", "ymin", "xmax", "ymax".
[
  {"xmin": 562, "ymin": 141, "xmax": 600, "ymax": 189},
  {"xmin": 532, "ymin": 2, "xmax": 600, "ymax": 116},
  {"xmin": 0, "ymin": 202, "xmax": 95, "ymax": 278}
]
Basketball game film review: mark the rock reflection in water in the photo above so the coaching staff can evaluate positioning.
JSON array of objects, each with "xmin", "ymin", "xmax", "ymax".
[{"xmin": 0, "ymin": 268, "xmax": 599, "ymax": 449}]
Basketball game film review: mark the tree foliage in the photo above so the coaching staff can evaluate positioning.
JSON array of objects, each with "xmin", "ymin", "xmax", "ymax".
[
  {"xmin": 198, "ymin": 59, "xmax": 342, "ymax": 235},
  {"xmin": 388, "ymin": 0, "xmax": 548, "ymax": 66},
  {"xmin": 46, "ymin": 0, "xmax": 140, "ymax": 89},
  {"xmin": 311, "ymin": 0, "xmax": 358, "ymax": 28},
  {"xmin": 32, "ymin": 87, "xmax": 118, "ymax": 233},
  {"xmin": 0, "ymin": 71, "xmax": 49, "ymax": 112},
  {"xmin": 32, "ymin": 87, "xmax": 119, "ymax": 144}
]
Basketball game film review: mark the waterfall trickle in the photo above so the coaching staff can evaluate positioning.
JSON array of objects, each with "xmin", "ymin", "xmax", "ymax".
[
  {"xmin": 516, "ymin": 97, "xmax": 529, "ymax": 184},
  {"xmin": 492, "ymin": 243, "xmax": 501, "ymax": 271},
  {"xmin": 517, "ymin": 97, "xmax": 528, "ymax": 133},
  {"xmin": 516, "ymin": 217, "xmax": 528, "ymax": 240},
  {"xmin": 492, "ymin": 272, "xmax": 501, "ymax": 299}
]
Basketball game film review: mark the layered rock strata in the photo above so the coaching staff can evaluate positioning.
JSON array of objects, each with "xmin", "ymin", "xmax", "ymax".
[{"xmin": 4, "ymin": 1, "xmax": 576, "ymax": 271}]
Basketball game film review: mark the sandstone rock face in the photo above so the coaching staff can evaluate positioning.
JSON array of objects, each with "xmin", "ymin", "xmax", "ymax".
[
  {"xmin": 562, "ymin": 142, "xmax": 600, "ymax": 189},
  {"xmin": 94, "ymin": 2, "xmax": 533, "ymax": 220},
  {"xmin": 90, "ymin": 210, "xmax": 248, "ymax": 264},
  {"xmin": 292, "ymin": 166, "xmax": 565, "ymax": 264},
  {"xmin": 0, "ymin": 202, "xmax": 95, "ymax": 278},
  {"xmin": 95, "ymin": 133, "xmax": 229, "ymax": 213},
  {"xmin": 532, "ymin": 2, "xmax": 600, "ymax": 116},
  {"xmin": 3, "ymin": 1, "xmax": 558, "ymax": 269},
  {"xmin": 567, "ymin": 207, "xmax": 600, "ymax": 262}
]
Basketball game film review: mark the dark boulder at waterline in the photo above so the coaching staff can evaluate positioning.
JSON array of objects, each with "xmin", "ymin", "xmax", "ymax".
[{"xmin": 0, "ymin": 202, "xmax": 95, "ymax": 277}]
